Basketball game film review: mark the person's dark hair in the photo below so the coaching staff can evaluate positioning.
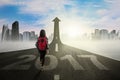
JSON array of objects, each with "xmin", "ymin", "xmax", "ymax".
[{"xmin": 39, "ymin": 29, "xmax": 46, "ymax": 37}]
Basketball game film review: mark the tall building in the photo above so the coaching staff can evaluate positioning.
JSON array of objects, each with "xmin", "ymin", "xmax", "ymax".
[
  {"xmin": 6, "ymin": 29, "xmax": 11, "ymax": 41},
  {"xmin": 100, "ymin": 29, "xmax": 109, "ymax": 40},
  {"xmin": 91, "ymin": 33, "xmax": 95, "ymax": 40},
  {"xmin": 94, "ymin": 29, "xmax": 100, "ymax": 40},
  {"xmin": 12, "ymin": 21, "xmax": 19, "ymax": 41},
  {"xmin": 23, "ymin": 31, "xmax": 30, "ymax": 41},
  {"xmin": 30, "ymin": 31, "xmax": 35, "ymax": 41},
  {"xmin": 1, "ymin": 24, "xmax": 8, "ymax": 41},
  {"xmin": 117, "ymin": 30, "xmax": 120, "ymax": 39},
  {"xmin": 19, "ymin": 33, "xmax": 23, "ymax": 41},
  {"xmin": 0, "ymin": 33, "xmax": 1, "ymax": 42},
  {"xmin": 35, "ymin": 34, "xmax": 38, "ymax": 41},
  {"xmin": 109, "ymin": 30, "xmax": 117, "ymax": 40}
]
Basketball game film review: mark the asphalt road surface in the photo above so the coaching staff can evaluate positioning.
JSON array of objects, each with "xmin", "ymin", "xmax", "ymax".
[{"xmin": 0, "ymin": 43, "xmax": 120, "ymax": 80}]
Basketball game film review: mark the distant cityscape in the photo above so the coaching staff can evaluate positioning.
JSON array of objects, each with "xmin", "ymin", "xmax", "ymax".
[
  {"xmin": 92, "ymin": 29, "xmax": 120, "ymax": 40},
  {"xmin": 1, "ymin": 21, "xmax": 120, "ymax": 42},
  {"xmin": 1, "ymin": 21, "xmax": 38, "ymax": 42}
]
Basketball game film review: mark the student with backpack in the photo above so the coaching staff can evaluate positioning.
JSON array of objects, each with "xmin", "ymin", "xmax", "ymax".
[{"xmin": 36, "ymin": 29, "xmax": 49, "ymax": 69}]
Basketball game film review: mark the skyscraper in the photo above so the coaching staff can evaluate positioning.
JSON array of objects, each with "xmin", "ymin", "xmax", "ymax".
[
  {"xmin": 35, "ymin": 34, "xmax": 38, "ymax": 41},
  {"xmin": 0, "ymin": 33, "xmax": 1, "ymax": 42},
  {"xmin": 19, "ymin": 33, "xmax": 23, "ymax": 41},
  {"xmin": 12, "ymin": 21, "xmax": 19, "ymax": 41},
  {"xmin": 117, "ymin": 30, "xmax": 120, "ymax": 39},
  {"xmin": 1, "ymin": 24, "xmax": 8, "ymax": 41},
  {"xmin": 100, "ymin": 29, "xmax": 109, "ymax": 40},
  {"xmin": 110, "ymin": 30, "xmax": 117, "ymax": 40},
  {"xmin": 6, "ymin": 29, "xmax": 11, "ymax": 41},
  {"xmin": 23, "ymin": 31, "xmax": 30, "ymax": 41},
  {"xmin": 95, "ymin": 29, "xmax": 100, "ymax": 40},
  {"xmin": 30, "ymin": 31, "xmax": 35, "ymax": 41}
]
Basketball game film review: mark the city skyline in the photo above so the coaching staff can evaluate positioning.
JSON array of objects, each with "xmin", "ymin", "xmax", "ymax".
[
  {"xmin": 0, "ymin": 0, "xmax": 120, "ymax": 36},
  {"xmin": 1, "ymin": 21, "xmax": 38, "ymax": 42},
  {"xmin": 1, "ymin": 20, "xmax": 120, "ymax": 42}
]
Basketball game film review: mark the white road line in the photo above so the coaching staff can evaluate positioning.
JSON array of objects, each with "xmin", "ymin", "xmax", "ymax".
[
  {"xmin": 61, "ymin": 55, "xmax": 84, "ymax": 70},
  {"xmin": 55, "ymin": 43, "xmax": 58, "ymax": 52},
  {"xmin": 78, "ymin": 55, "xmax": 109, "ymax": 70},
  {"xmin": 2, "ymin": 55, "xmax": 36, "ymax": 70},
  {"xmin": 54, "ymin": 75, "xmax": 60, "ymax": 80}
]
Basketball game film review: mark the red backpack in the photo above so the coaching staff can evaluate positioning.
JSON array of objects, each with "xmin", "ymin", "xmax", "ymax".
[{"xmin": 37, "ymin": 37, "xmax": 47, "ymax": 51}]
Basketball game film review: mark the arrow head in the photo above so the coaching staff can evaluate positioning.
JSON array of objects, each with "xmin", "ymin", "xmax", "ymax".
[{"xmin": 53, "ymin": 17, "xmax": 60, "ymax": 22}]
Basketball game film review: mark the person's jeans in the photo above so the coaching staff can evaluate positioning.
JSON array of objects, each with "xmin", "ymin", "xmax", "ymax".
[{"xmin": 39, "ymin": 50, "xmax": 46, "ymax": 66}]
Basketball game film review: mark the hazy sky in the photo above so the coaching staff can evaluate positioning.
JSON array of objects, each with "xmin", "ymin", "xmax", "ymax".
[{"xmin": 0, "ymin": 0, "xmax": 120, "ymax": 36}]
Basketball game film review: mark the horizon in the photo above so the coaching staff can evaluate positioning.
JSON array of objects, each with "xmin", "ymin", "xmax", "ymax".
[
  {"xmin": 0, "ymin": 0, "xmax": 120, "ymax": 38},
  {"xmin": 0, "ymin": 20, "xmax": 120, "ymax": 36}
]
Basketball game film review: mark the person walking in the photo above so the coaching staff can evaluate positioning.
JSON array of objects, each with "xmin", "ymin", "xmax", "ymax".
[{"xmin": 36, "ymin": 29, "xmax": 49, "ymax": 70}]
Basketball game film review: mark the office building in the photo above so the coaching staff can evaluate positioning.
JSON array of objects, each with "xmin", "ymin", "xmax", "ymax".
[{"xmin": 12, "ymin": 21, "xmax": 19, "ymax": 41}]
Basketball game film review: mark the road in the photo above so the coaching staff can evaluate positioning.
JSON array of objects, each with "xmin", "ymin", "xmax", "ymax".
[{"xmin": 0, "ymin": 43, "xmax": 120, "ymax": 80}]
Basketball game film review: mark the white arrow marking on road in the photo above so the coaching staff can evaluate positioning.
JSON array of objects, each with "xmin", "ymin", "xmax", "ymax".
[
  {"xmin": 54, "ymin": 75, "xmax": 60, "ymax": 80},
  {"xmin": 78, "ymin": 55, "xmax": 109, "ymax": 70},
  {"xmin": 55, "ymin": 43, "xmax": 58, "ymax": 52}
]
